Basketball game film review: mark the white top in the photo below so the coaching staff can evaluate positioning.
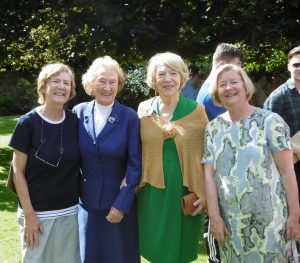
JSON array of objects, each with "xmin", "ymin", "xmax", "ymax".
[
  {"xmin": 94, "ymin": 101, "xmax": 114, "ymax": 136},
  {"xmin": 18, "ymin": 205, "xmax": 78, "ymax": 220},
  {"xmin": 35, "ymin": 106, "xmax": 65, "ymax": 124}
]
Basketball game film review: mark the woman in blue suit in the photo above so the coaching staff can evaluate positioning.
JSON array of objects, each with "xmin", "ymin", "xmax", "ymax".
[{"xmin": 73, "ymin": 56, "xmax": 141, "ymax": 263}]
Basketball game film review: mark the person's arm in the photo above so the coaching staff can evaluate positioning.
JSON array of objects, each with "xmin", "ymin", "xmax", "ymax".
[
  {"xmin": 204, "ymin": 164, "xmax": 229, "ymax": 242},
  {"xmin": 106, "ymin": 178, "xmax": 126, "ymax": 223},
  {"xmin": 291, "ymin": 132, "xmax": 300, "ymax": 157},
  {"xmin": 12, "ymin": 150, "xmax": 43, "ymax": 248},
  {"xmin": 107, "ymin": 112, "xmax": 142, "ymax": 223},
  {"xmin": 273, "ymin": 149, "xmax": 300, "ymax": 239}
]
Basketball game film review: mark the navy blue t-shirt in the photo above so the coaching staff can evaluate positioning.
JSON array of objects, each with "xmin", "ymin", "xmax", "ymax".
[{"xmin": 9, "ymin": 109, "xmax": 80, "ymax": 211}]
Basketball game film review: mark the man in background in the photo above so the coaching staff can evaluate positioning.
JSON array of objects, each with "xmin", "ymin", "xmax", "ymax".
[
  {"xmin": 264, "ymin": 45, "xmax": 300, "ymax": 202},
  {"xmin": 181, "ymin": 65, "xmax": 203, "ymax": 100}
]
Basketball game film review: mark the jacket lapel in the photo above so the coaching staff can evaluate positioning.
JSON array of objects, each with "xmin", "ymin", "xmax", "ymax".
[{"xmin": 97, "ymin": 101, "xmax": 120, "ymax": 140}]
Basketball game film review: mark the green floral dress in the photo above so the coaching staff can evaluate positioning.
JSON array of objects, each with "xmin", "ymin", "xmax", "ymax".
[
  {"xmin": 138, "ymin": 96, "xmax": 204, "ymax": 263},
  {"xmin": 202, "ymin": 108, "xmax": 291, "ymax": 263}
]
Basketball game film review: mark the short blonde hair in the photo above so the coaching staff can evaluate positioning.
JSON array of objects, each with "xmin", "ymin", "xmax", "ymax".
[
  {"xmin": 146, "ymin": 52, "xmax": 189, "ymax": 91},
  {"xmin": 37, "ymin": 63, "xmax": 76, "ymax": 105},
  {"xmin": 82, "ymin": 56, "xmax": 125, "ymax": 96},
  {"xmin": 210, "ymin": 64, "xmax": 255, "ymax": 106}
]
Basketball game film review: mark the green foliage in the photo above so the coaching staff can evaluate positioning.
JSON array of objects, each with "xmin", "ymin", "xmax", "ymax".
[
  {"xmin": 236, "ymin": 37, "xmax": 292, "ymax": 75},
  {"xmin": 0, "ymin": 96, "xmax": 15, "ymax": 116},
  {"xmin": 15, "ymin": 78, "xmax": 38, "ymax": 112},
  {"xmin": 125, "ymin": 65, "xmax": 149, "ymax": 97},
  {"xmin": 2, "ymin": 0, "xmax": 297, "ymax": 74},
  {"xmin": 0, "ymin": 78, "xmax": 37, "ymax": 115},
  {"xmin": 0, "ymin": 0, "xmax": 300, "ymax": 110},
  {"xmin": 119, "ymin": 64, "xmax": 153, "ymax": 110}
]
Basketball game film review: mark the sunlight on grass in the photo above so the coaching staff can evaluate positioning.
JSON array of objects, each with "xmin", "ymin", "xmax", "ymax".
[
  {"xmin": 0, "ymin": 136, "xmax": 12, "ymax": 148},
  {"xmin": 0, "ymin": 117, "xmax": 19, "ymax": 135},
  {"xmin": 0, "ymin": 117, "xmax": 18, "ymax": 148},
  {"xmin": 0, "ymin": 116, "xmax": 21, "ymax": 262},
  {"xmin": 0, "ymin": 211, "xmax": 21, "ymax": 263}
]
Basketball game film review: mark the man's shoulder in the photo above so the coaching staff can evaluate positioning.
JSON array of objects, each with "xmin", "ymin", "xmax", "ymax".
[
  {"xmin": 264, "ymin": 80, "xmax": 291, "ymax": 110},
  {"xmin": 268, "ymin": 79, "xmax": 291, "ymax": 97},
  {"xmin": 196, "ymin": 80, "xmax": 210, "ymax": 104}
]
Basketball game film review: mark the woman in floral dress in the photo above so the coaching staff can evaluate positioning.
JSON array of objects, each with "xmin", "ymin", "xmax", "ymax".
[{"xmin": 203, "ymin": 64, "xmax": 300, "ymax": 262}]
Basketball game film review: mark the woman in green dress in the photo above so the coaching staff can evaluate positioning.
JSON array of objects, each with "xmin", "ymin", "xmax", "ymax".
[{"xmin": 137, "ymin": 52, "xmax": 208, "ymax": 263}]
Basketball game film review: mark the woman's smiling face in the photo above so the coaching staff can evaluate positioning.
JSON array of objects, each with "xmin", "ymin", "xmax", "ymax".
[
  {"xmin": 44, "ymin": 71, "xmax": 71, "ymax": 105},
  {"xmin": 155, "ymin": 64, "xmax": 181, "ymax": 98},
  {"xmin": 217, "ymin": 69, "xmax": 246, "ymax": 108},
  {"xmin": 93, "ymin": 70, "xmax": 119, "ymax": 106}
]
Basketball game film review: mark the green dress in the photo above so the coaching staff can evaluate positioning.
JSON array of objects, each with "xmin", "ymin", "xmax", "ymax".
[{"xmin": 138, "ymin": 96, "xmax": 203, "ymax": 263}]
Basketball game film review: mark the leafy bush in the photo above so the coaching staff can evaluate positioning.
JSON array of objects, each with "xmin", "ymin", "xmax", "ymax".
[
  {"xmin": 0, "ymin": 96, "xmax": 15, "ymax": 115},
  {"xmin": 118, "ymin": 64, "xmax": 154, "ymax": 110},
  {"xmin": 15, "ymin": 78, "xmax": 38, "ymax": 113},
  {"xmin": 0, "ymin": 78, "xmax": 38, "ymax": 116}
]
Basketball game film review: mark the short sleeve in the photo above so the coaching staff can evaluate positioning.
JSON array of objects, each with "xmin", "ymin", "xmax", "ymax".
[
  {"xmin": 202, "ymin": 123, "xmax": 214, "ymax": 164},
  {"xmin": 9, "ymin": 114, "xmax": 33, "ymax": 154},
  {"xmin": 266, "ymin": 113, "xmax": 292, "ymax": 153}
]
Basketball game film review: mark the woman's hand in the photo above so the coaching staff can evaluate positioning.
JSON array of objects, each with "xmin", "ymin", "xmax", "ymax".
[
  {"xmin": 24, "ymin": 211, "xmax": 43, "ymax": 249},
  {"xmin": 204, "ymin": 164, "xmax": 229, "ymax": 241},
  {"xmin": 191, "ymin": 199, "xmax": 205, "ymax": 216},
  {"xmin": 210, "ymin": 215, "xmax": 230, "ymax": 242},
  {"xmin": 106, "ymin": 207, "xmax": 124, "ymax": 224},
  {"xmin": 286, "ymin": 214, "xmax": 300, "ymax": 240},
  {"xmin": 273, "ymin": 149, "xmax": 300, "ymax": 240},
  {"xmin": 13, "ymin": 150, "xmax": 43, "ymax": 248}
]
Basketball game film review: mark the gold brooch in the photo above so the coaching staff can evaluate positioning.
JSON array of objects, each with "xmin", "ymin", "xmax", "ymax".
[{"xmin": 153, "ymin": 116, "xmax": 181, "ymax": 139}]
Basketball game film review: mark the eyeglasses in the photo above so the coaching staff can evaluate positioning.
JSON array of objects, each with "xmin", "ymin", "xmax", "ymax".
[
  {"xmin": 35, "ymin": 118, "xmax": 64, "ymax": 167},
  {"xmin": 291, "ymin": 63, "xmax": 300, "ymax": 68}
]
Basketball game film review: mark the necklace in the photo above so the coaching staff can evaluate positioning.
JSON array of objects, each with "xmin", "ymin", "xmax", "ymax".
[{"xmin": 35, "ymin": 117, "xmax": 64, "ymax": 167}]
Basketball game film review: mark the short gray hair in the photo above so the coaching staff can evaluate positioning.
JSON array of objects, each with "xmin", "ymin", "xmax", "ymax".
[{"xmin": 146, "ymin": 52, "xmax": 189, "ymax": 91}]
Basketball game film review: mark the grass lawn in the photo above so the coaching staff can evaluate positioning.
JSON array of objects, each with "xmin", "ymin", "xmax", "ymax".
[
  {"xmin": 0, "ymin": 116, "xmax": 208, "ymax": 263},
  {"xmin": 0, "ymin": 116, "xmax": 21, "ymax": 263}
]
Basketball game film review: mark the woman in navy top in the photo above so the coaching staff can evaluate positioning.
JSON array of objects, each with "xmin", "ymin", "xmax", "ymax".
[
  {"xmin": 73, "ymin": 56, "xmax": 141, "ymax": 263},
  {"xmin": 9, "ymin": 63, "xmax": 80, "ymax": 263}
]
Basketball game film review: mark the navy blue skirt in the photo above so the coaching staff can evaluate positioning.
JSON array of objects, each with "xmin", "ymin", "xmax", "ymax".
[{"xmin": 78, "ymin": 201, "xmax": 140, "ymax": 263}]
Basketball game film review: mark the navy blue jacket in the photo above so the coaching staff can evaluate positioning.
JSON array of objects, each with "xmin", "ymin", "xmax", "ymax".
[{"xmin": 73, "ymin": 100, "xmax": 141, "ymax": 213}]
